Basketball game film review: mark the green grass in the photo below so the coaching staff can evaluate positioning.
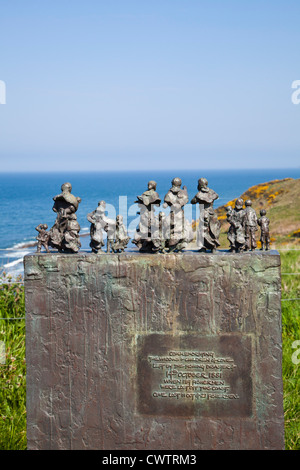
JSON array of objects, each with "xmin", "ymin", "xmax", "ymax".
[
  {"xmin": 280, "ymin": 249, "xmax": 300, "ymax": 450},
  {"xmin": 0, "ymin": 250, "xmax": 299, "ymax": 450},
  {"xmin": 0, "ymin": 274, "xmax": 26, "ymax": 450}
]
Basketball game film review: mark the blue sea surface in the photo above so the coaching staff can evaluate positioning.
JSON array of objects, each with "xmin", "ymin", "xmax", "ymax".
[{"xmin": 0, "ymin": 168, "xmax": 299, "ymax": 277}]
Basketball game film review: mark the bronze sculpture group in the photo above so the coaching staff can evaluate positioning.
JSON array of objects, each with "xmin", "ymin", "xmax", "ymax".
[
  {"xmin": 36, "ymin": 180, "xmax": 271, "ymax": 254},
  {"xmin": 226, "ymin": 198, "xmax": 270, "ymax": 253},
  {"xmin": 86, "ymin": 200, "xmax": 126, "ymax": 254},
  {"xmin": 132, "ymin": 178, "xmax": 193, "ymax": 253}
]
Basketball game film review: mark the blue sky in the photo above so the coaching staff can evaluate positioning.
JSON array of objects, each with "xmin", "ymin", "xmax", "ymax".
[{"xmin": 0, "ymin": 0, "xmax": 299, "ymax": 171}]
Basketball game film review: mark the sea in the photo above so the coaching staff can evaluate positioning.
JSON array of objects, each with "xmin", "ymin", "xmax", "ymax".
[{"xmin": 0, "ymin": 168, "xmax": 299, "ymax": 279}]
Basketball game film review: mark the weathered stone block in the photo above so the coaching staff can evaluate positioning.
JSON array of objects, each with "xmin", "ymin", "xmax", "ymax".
[{"xmin": 24, "ymin": 251, "xmax": 284, "ymax": 450}]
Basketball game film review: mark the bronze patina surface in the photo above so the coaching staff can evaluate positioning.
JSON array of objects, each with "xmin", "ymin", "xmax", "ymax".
[
  {"xmin": 137, "ymin": 333, "xmax": 252, "ymax": 418},
  {"xmin": 24, "ymin": 251, "xmax": 284, "ymax": 450}
]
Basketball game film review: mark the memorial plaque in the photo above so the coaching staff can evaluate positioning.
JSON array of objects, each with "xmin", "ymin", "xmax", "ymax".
[
  {"xmin": 137, "ymin": 334, "xmax": 252, "ymax": 417},
  {"xmin": 24, "ymin": 251, "xmax": 285, "ymax": 450}
]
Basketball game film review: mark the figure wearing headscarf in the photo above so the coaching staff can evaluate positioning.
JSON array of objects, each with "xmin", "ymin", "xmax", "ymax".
[
  {"xmin": 49, "ymin": 182, "xmax": 81, "ymax": 253},
  {"xmin": 244, "ymin": 199, "xmax": 258, "ymax": 251},
  {"xmin": 191, "ymin": 178, "xmax": 220, "ymax": 253},
  {"xmin": 226, "ymin": 198, "xmax": 246, "ymax": 252},
  {"xmin": 87, "ymin": 200, "xmax": 116, "ymax": 253},
  {"xmin": 163, "ymin": 177, "xmax": 193, "ymax": 252},
  {"xmin": 108, "ymin": 215, "xmax": 130, "ymax": 253},
  {"xmin": 133, "ymin": 181, "xmax": 161, "ymax": 252}
]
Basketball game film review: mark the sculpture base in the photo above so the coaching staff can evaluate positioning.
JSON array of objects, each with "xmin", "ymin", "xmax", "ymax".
[{"xmin": 24, "ymin": 251, "xmax": 284, "ymax": 450}]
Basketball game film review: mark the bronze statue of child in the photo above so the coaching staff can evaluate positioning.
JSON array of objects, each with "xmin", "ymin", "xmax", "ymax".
[
  {"xmin": 108, "ymin": 215, "xmax": 130, "ymax": 253},
  {"xmin": 258, "ymin": 209, "xmax": 270, "ymax": 251},
  {"xmin": 226, "ymin": 199, "xmax": 246, "ymax": 253},
  {"xmin": 35, "ymin": 224, "xmax": 50, "ymax": 253},
  {"xmin": 244, "ymin": 200, "xmax": 258, "ymax": 251}
]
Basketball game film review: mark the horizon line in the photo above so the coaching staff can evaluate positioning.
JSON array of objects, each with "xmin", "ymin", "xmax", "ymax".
[{"xmin": 0, "ymin": 167, "xmax": 299, "ymax": 175}]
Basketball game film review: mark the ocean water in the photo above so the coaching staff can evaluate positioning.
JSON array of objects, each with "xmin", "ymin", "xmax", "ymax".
[{"xmin": 0, "ymin": 168, "xmax": 299, "ymax": 278}]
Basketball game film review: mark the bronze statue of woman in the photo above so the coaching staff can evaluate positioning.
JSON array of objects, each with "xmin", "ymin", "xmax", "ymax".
[
  {"xmin": 191, "ymin": 178, "xmax": 220, "ymax": 253},
  {"xmin": 132, "ymin": 180, "xmax": 161, "ymax": 252},
  {"xmin": 163, "ymin": 177, "xmax": 193, "ymax": 252},
  {"xmin": 48, "ymin": 182, "xmax": 81, "ymax": 253}
]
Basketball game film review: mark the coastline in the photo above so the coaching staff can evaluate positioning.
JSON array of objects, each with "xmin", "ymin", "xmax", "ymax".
[{"xmin": 1, "ymin": 170, "xmax": 299, "ymax": 279}]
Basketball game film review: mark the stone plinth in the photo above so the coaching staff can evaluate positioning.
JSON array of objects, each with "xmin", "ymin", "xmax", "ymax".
[{"xmin": 24, "ymin": 251, "xmax": 285, "ymax": 450}]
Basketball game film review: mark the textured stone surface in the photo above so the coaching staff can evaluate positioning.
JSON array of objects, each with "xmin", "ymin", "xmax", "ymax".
[{"xmin": 24, "ymin": 250, "xmax": 284, "ymax": 450}]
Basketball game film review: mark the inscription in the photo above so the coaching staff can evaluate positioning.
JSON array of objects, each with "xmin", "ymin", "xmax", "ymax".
[
  {"xmin": 148, "ymin": 350, "xmax": 239, "ymax": 402},
  {"xmin": 137, "ymin": 334, "xmax": 253, "ymax": 417}
]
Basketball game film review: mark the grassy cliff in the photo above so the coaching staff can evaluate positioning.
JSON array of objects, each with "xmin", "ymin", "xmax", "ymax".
[{"xmin": 215, "ymin": 177, "xmax": 300, "ymax": 249}]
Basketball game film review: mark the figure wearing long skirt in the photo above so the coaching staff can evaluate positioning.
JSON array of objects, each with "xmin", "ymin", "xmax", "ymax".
[
  {"xmin": 163, "ymin": 177, "xmax": 192, "ymax": 252},
  {"xmin": 48, "ymin": 182, "xmax": 81, "ymax": 253},
  {"xmin": 87, "ymin": 200, "xmax": 116, "ymax": 254},
  {"xmin": 227, "ymin": 198, "xmax": 246, "ymax": 253},
  {"xmin": 191, "ymin": 178, "xmax": 220, "ymax": 253},
  {"xmin": 108, "ymin": 215, "xmax": 130, "ymax": 253},
  {"xmin": 132, "ymin": 181, "xmax": 161, "ymax": 253}
]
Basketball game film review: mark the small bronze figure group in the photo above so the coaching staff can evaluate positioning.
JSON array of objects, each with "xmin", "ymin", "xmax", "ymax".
[
  {"xmin": 35, "ymin": 180, "xmax": 271, "ymax": 254},
  {"xmin": 132, "ymin": 178, "xmax": 193, "ymax": 253},
  {"xmin": 87, "ymin": 201, "xmax": 130, "ymax": 254},
  {"xmin": 226, "ymin": 199, "xmax": 270, "ymax": 252}
]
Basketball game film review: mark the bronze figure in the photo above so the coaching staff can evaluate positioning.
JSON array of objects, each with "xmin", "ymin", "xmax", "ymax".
[
  {"xmin": 48, "ymin": 182, "xmax": 81, "ymax": 253},
  {"xmin": 152, "ymin": 211, "xmax": 168, "ymax": 253},
  {"xmin": 35, "ymin": 224, "xmax": 50, "ymax": 253},
  {"xmin": 226, "ymin": 198, "xmax": 246, "ymax": 253},
  {"xmin": 163, "ymin": 177, "xmax": 193, "ymax": 253},
  {"xmin": 191, "ymin": 178, "xmax": 220, "ymax": 253},
  {"xmin": 132, "ymin": 181, "xmax": 161, "ymax": 253},
  {"xmin": 87, "ymin": 200, "xmax": 116, "ymax": 254},
  {"xmin": 87, "ymin": 201, "xmax": 106, "ymax": 253},
  {"xmin": 258, "ymin": 209, "xmax": 270, "ymax": 251},
  {"xmin": 108, "ymin": 215, "xmax": 130, "ymax": 253},
  {"xmin": 244, "ymin": 200, "xmax": 258, "ymax": 251}
]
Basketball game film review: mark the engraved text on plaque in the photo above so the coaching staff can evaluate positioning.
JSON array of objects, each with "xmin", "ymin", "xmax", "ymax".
[{"xmin": 137, "ymin": 334, "xmax": 253, "ymax": 417}]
